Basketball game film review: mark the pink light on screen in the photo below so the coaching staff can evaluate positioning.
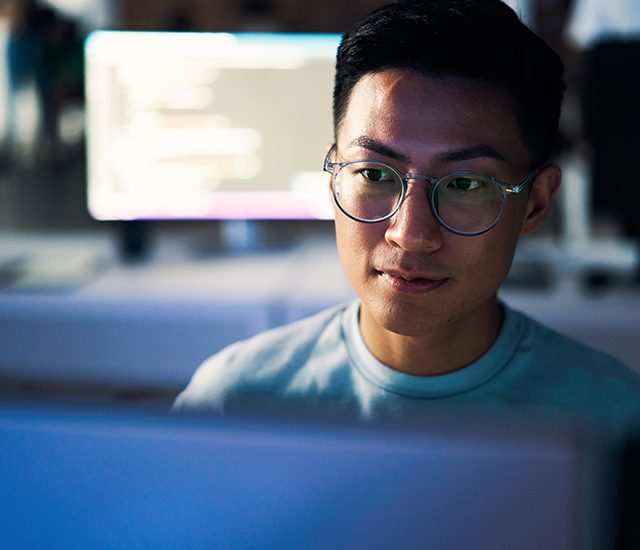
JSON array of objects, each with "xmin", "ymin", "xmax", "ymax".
[{"xmin": 117, "ymin": 191, "xmax": 335, "ymax": 221}]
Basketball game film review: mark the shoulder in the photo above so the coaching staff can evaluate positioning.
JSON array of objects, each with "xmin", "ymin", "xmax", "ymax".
[
  {"xmin": 172, "ymin": 301, "xmax": 355, "ymax": 412},
  {"xmin": 516, "ymin": 307, "xmax": 636, "ymax": 376},
  {"xmin": 506, "ymin": 306, "xmax": 640, "ymax": 415}
]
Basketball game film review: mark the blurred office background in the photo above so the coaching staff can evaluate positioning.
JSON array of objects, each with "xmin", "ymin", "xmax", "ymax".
[{"xmin": 0, "ymin": 0, "xmax": 639, "ymax": 407}]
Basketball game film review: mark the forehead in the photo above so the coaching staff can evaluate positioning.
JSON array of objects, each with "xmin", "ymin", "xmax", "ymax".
[{"xmin": 338, "ymin": 69, "xmax": 529, "ymax": 170}]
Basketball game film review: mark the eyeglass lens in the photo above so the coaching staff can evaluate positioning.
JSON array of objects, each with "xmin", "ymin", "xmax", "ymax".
[
  {"xmin": 333, "ymin": 161, "xmax": 505, "ymax": 234},
  {"xmin": 334, "ymin": 162, "xmax": 404, "ymax": 221}
]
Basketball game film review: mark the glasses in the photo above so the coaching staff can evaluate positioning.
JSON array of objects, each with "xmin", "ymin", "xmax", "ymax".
[{"xmin": 323, "ymin": 145, "xmax": 538, "ymax": 236}]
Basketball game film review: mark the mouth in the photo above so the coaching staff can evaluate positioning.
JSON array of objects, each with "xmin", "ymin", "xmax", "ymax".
[{"xmin": 378, "ymin": 270, "xmax": 448, "ymax": 294}]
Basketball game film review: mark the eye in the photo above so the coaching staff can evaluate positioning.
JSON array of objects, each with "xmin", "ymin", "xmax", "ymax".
[
  {"xmin": 449, "ymin": 177, "xmax": 484, "ymax": 191},
  {"xmin": 361, "ymin": 168, "xmax": 394, "ymax": 182}
]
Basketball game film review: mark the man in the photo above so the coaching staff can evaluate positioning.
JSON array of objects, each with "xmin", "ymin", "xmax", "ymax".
[{"xmin": 173, "ymin": 0, "xmax": 640, "ymax": 423}]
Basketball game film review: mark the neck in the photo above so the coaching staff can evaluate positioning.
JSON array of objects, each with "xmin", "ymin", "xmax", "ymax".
[{"xmin": 359, "ymin": 297, "xmax": 504, "ymax": 376}]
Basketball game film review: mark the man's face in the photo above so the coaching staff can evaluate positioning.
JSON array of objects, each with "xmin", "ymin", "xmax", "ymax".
[{"xmin": 333, "ymin": 69, "xmax": 534, "ymax": 340}]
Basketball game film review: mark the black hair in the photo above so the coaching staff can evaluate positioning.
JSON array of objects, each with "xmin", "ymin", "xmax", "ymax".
[{"xmin": 333, "ymin": 0, "xmax": 566, "ymax": 167}]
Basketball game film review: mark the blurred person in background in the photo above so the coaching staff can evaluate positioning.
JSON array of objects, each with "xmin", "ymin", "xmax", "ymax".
[
  {"xmin": 567, "ymin": 0, "xmax": 640, "ymax": 274},
  {"xmin": 5, "ymin": 0, "xmax": 84, "ymax": 164}
]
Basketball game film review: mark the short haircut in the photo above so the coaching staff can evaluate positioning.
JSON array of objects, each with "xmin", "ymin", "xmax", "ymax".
[{"xmin": 333, "ymin": 0, "xmax": 566, "ymax": 168}]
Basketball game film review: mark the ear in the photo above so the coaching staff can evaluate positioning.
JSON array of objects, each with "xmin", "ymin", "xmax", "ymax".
[{"xmin": 519, "ymin": 163, "xmax": 562, "ymax": 236}]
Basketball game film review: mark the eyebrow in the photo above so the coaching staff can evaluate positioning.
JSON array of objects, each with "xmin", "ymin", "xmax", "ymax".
[
  {"xmin": 347, "ymin": 137, "xmax": 412, "ymax": 164},
  {"xmin": 347, "ymin": 137, "xmax": 506, "ymax": 165},
  {"xmin": 433, "ymin": 144, "xmax": 506, "ymax": 164}
]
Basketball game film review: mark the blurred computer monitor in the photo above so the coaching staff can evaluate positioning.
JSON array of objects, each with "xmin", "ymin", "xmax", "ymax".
[
  {"xmin": 0, "ymin": 402, "xmax": 611, "ymax": 550},
  {"xmin": 85, "ymin": 32, "xmax": 339, "ymax": 221}
]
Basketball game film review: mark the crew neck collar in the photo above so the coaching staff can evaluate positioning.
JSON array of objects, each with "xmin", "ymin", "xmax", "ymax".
[{"xmin": 342, "ymin": 300, "xmax": 525, "ymax": 399}]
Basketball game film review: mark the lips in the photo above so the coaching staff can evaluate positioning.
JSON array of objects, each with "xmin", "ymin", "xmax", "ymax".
[{"xmin": 378, "ymin": 269, "xmax": 448, "ymax": 294}]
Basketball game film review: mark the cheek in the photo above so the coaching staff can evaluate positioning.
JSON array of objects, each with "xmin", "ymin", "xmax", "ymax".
[
  {"xmin": 334, "ymin": 215, "xmax": 358, "ymax": 277},
  {"xmin": 503, "ymin": 192, "xmax": 529, "ymax": 230},
  {"xmin": 334, "ymin": 215, "xmax": 382, "ymax": 279},
  {"xmin": 499, "ymin": 196, "xmax": 529, "ymax": 256},
  {"xmin": 455, "ymin": 196, "xmax": 527, "ymax": 285},
  {"xmin": 465, "ymin": 213, "xmax": 523, "ymax": 286},
  {"xmin": 335, "ymin": 216, "xmax": 364, "ymax": 269},
  {"xmin": 453, "ymin": 241, "xmax": 514, "ymax": 309}
]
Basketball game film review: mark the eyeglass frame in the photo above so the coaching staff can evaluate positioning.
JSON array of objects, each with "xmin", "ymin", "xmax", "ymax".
[{"xmin": 323, "ymin": 144, "xmax": 540, "ymax": 236}]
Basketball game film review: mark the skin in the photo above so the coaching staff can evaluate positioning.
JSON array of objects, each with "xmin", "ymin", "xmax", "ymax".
[{"xmin": 332, "ymin": 69, "xmax": 561, "ymax": 376}]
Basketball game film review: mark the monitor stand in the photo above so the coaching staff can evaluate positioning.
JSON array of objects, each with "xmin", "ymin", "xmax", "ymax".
[{"xmin": 120, "ymin": 220, "xmax": 148, "ymax": 261}]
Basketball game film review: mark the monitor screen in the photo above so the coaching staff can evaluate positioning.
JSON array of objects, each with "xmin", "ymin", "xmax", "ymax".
[{"xmin": 85, "ymin": 32, "xmax": 340, "ymax": 221}]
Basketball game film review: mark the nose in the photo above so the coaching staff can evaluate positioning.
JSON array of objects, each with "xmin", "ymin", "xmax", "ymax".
[{"xmin": 384, "ymin": 182, "xmax": 444, "ymax": 252}]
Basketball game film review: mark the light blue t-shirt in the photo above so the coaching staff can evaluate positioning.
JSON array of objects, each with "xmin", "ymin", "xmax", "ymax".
[{"xmin": 173, "ymin": 300, "xmax": 640, "ymax": 425}]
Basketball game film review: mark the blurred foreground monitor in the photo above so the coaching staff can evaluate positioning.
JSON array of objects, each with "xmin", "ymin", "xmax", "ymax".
[
  {"xmin": 0, "ymin": 401, "xmax": 626, "ymax": 550},
  {"xmin": 84, "ymin": 31, "xmax": 340, "ymax": 222}
]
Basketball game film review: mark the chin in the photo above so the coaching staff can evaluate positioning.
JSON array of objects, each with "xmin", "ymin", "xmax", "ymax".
[{"xmin": 370, "ymin": 301, "xmax": 449, "ymax": 338}]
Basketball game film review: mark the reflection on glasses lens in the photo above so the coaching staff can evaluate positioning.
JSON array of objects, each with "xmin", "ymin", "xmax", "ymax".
[
  {"xmin": 334, "ymin": 162, "xmax": 404, "ymax": 222},
  {"xmin": 333, "ymin": 161, "xmax": 505, "ymax": 234},
  {"xmin": 434, "ymin": 176, "xmax": 504, "ymax": 234}
]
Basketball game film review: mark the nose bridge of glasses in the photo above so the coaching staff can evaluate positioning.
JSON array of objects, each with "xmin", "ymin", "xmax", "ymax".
[
  {"xmin": 388, "ymin": 175, "xmax": 444, "ymax": 244},
  {"xmin": 404, "ymin": 173, "xmax": 436, "ymax": 184},
  {"xmin": 396, "ymin": 174, "xmax": 439, "ymax": 224},
  {"xmin": 401, "ymin": 174, "xmax": 438, "ymax": 204}
]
